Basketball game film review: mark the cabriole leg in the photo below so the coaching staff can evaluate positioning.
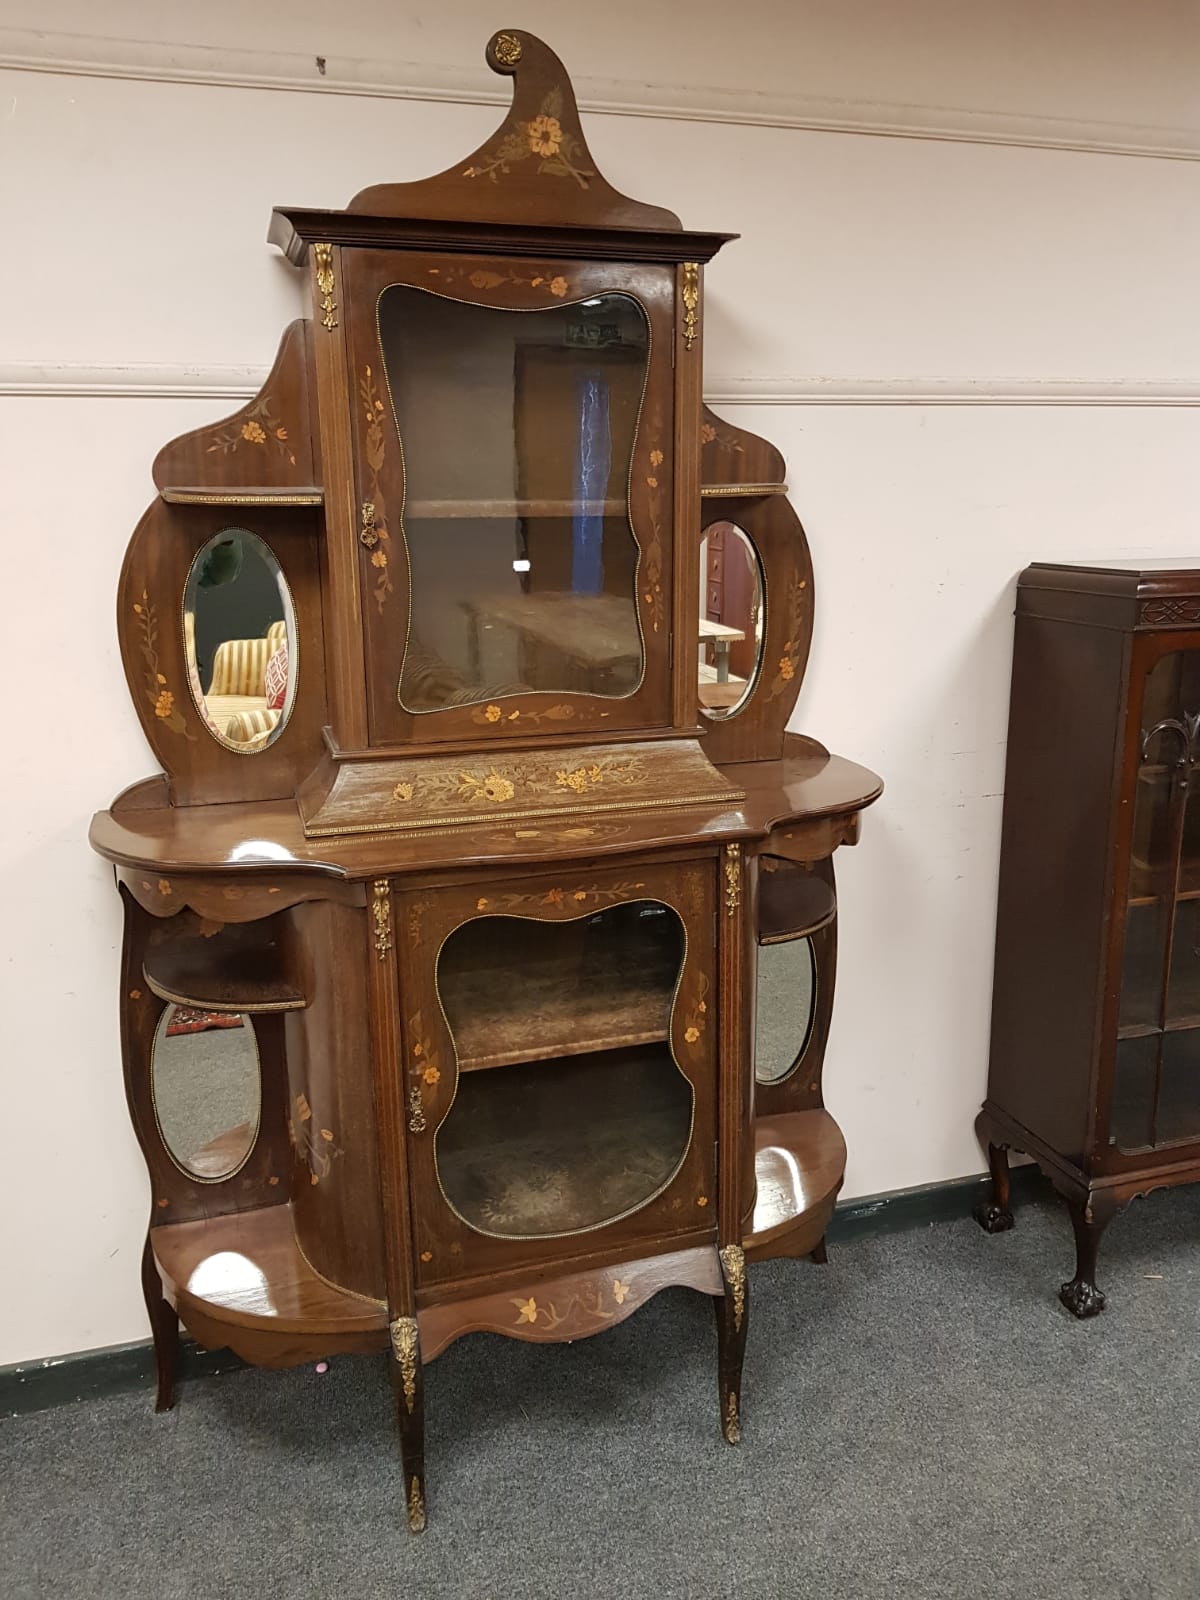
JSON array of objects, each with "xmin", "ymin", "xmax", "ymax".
[
  {"xmin": 715, "ymin": 1244, "xmax": 749, "ymax": 1444},
  {"xmin": 141, "ymin": 1231, "xmax": 178, "ymax": 1413},
  {"xmin": 809, "ymin": 1236, "xmax": 829, "ymax": 1265},
  {"xmin": 390, "ymin": 1315, "xmax": 427, "ymax": 1533},
  {"xmin": 973, "ymin": 1142, "xmax": 1015, "ymax": 1233},
  {"xmin": 1059, "ymin": 1194, "xmax": 1117, "ymax": 1319}
]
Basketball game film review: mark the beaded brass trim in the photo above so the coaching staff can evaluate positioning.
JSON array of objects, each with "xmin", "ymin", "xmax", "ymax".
[
  {"xmin": 160, "ymin": 489, "xmax": 324, "ymax": 507},
  {"xmin": 719, "ymin": 1242, "xmax": 746, "ymax": 1330},
  {"xmin": 389, "ymin": 1316, "xmax": 419, "ymax": 1412},
  {"xmin": 314, "ymin": 243, "xmax": 338, "ymax": 332},
  {"xmin": 699, "ymin": 483, "xmax": 788, "ymax": 499}
]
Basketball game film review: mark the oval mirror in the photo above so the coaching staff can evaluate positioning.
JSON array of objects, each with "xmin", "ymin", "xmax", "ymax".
[
  {"xmin": 755, "ymin": 937, "xmax": 816, "ymax": 1085},
  {"xmin": 184, "ymin": 528, "xmax": 297, "ymax": 752},
  {"xmin": 151, "ymin": 1004, "xmax": 261, "ymax": 1180},
  {"xmin": 698, "ymin": 522, "xmax": 764, "ymax": 720}
]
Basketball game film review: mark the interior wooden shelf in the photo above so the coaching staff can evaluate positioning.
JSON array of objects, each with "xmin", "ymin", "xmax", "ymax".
[
  {"xmin": 757, "ymin": 863, "xmax": 837, "ymax": 944},
  {"xmin": 441, "ymin": 918, "xmax": 679, "ymax": 1072},
  {"xmin": 152, "ymin": 1203, "xmax": 385, "ymax": 1338},
  {"xmin": 143, "ymin": 924, "xmax": 306, "ymax": 1014},
  {"xmin": 159, "ymin": 486, "xmax": 325, "ymax": 507},
  {"xmin": 744, "ymin": 1109, "xmax": 846, "ymax": 1261},
  {"xmin": 1127, "ymin": 864, "xmax": 1200, "ymax": 907},
  {"xmin": 406, "ymin": 496, "xmax": 625, "ymax": 520},
  {"xmin": 436, "ymin": 1046, "xmax": 693, "ymax": 1236}
]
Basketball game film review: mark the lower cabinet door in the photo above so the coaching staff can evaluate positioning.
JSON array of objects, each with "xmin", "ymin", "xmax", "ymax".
[{"xmin": 397, "ymin": 857, "xmax": 718, "ymax": 1286}]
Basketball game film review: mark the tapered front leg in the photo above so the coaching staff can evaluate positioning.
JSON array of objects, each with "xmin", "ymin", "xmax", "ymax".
[
  {"xmin": 140, "ymin": 1231, "xmax": 178, "ymax": 1413},
  {"xmin": 1059, "ymin": 1194, "xmax": 1118, "ymax": 1318},
  {"xmin": 390, "ymin": 1316, "xmax": 427, "ymax": 1533},
  {"xmin": 715, "ymin": 1244, "xmax": 749, "ymax": 1444},
  {"xmin": 974, "ymin": 1142, "xmax": 1015, "ymax": 1233}
]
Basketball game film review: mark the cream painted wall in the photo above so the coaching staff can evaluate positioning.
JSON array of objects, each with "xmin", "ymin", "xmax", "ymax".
[{"xmin": 2, "ymin": 3, "xmax": 1198, "ymax": 1365}]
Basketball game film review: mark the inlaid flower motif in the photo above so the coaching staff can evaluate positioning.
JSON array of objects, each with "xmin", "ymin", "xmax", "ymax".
[
  {"xmin": 393, "ymin": 782, "xmax": 414, "ymax": 802},
  {"xmin": 612, "ymin": 1279, "xmax": 630, "ymax": 1305},
  {"xmin": 528, "ymin": 114, "xmax": 563, "ymax": 157},
  {"xmin": 573, "ymin": 890, "xmax": 587, "ymax": 902},
  {"xmin": 779, "ymin": 656, "xmax": 795, "ymax": 682},
  {"xmin": 696, "ymin": 1195, "xmax": 709, "ymax": 1208},
  {"xmin": 700, "ymin": 422, "xmax": 717, "ymax": 445},
  {"xmin": 371, "ymin": 550, "xmax": 388, "ymax": 568},
  {"xmin": 275, "ymin": 426, "xmax": 288, "ymax": 442},
  {"xmin": 549, "ymin": 275, "xmax": 569, "ymax": 298},
  {"xmin": 477, "ymin": 897, "xmax": 489, "ymax": 910},
  {"xmin": 296, "ymin": 1094, "xmax": 312, "ymax": 1122},
  {"xmin": 514, "ymin": 1297, "xmax": 539, "ymax": 1325},
  {"xmin": 650, "ymin": 448, "xmax": 664, "ymax": 467},
  {"xmin": 154, "ymin": 689, "xmax": 175, "ymax": 719},
  {"xmin": 544, "ymin": 888, "xmax": 565, "ymax": 906},
  {"xmin": 320, "ymin": 1128, "xmax": 334, "ymax": 1142},
  {"xmin": 241, "ymin": 420, "xmax": 267, "ymax": 445},
  {"xmin": 157, "ymin": 879, "xmax": 172, "ymax": 896},
  {"xmin": 422, "ymin": 1066, "xmax": 440, "ymax": 1086},
  {"xmin": 482, "ymin": 773, "xmax": 515, "ymax": 803},
  {"xmin": 484, "ymin": 704, "xmax": 502, "ymax": 723},
  {"xmin": 684, "ymin": 1025, "xmax": 701, "ymax": 1044}
]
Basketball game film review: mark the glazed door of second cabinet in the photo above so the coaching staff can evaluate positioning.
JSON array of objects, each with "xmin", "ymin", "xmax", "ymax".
[
  {"xmin": 342, "ymin": 248, "xmax": 677, "ymax": 747},
  {"xmin": 397, "ymin": 859, "xmax": 717, "ymax": 1287},
  {"xmin": 1109, "ymin": 640, "xmax": 1200, "ymax": 1157}
]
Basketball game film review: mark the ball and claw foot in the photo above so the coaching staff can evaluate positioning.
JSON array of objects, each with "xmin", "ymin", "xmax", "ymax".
[
  {"xmin": 974, "ymin": 1200, "xmax": 1015, "ymax": 1234},
  {"xmin": 1059, "ymin": 1277, "xmax": 1105, "ymax": 1319}
]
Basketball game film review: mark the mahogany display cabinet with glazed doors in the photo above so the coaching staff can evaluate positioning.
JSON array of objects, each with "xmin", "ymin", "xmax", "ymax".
[
  {"xmin": 90, "ymin": 30, "xmax": 882, "ymax": 1532},
  {"xmin": 977, "ymin": 561, "xmax": 1200, "ymax": 1316}
]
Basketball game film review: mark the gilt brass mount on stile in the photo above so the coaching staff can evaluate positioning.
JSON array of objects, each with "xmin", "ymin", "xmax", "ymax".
[{"xmin": 89, "ymin": 28, "xmax": 882, "ymax": 1532}]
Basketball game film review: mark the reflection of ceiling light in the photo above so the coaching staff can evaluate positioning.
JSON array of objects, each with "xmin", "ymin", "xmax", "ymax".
[
  {"xmin": 229, "ymin": 839, "xmax": 294, "ymax": 863},
  {"xmin": 581, "ymin": 297, "xmax": 603, "ymax": 308},
  {"xmin": 512, "ymin": 559, "xmax": 531, "ymax": 572}
]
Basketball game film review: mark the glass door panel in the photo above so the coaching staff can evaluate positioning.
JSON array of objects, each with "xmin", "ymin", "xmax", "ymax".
[
  {"xmin": 434, "ymin": 902, "xmax": 693, "ymax": 1238},
  {"xmin": 378, "ymin": 286, "xmax": 649, "ymax": 712},
  {"xmin": 1112, "ymin": 645, "xmax": 1200, "ymax": 1152}
]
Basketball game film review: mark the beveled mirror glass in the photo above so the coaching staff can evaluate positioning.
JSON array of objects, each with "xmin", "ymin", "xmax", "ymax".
[
  {"xmin": 378, "ymin": 286, "xmax": 650, "ymax": 712},
  {"xmin": 698, "ymin": 522, "xmax": 764, "ymax": 719},
  {"xmin": 151, "ymin": 1004, "xmax": 261, "ymax": 1179},
  {"xmin": 184, "ymin": 528, "xmax": 297, "ymax": 753},
  {"xmin": 755, "ymin": 937, "xmax": 816, "ymax": 1085}
]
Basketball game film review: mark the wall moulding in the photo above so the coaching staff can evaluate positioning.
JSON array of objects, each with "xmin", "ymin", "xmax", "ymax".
[
  {"xmin": 2, "ymin": 28, "xmax": 1199, "ymax": 163},
  {"xmin": 3, "ymin": 364, "xmax": 1200, "ymax": 409}
]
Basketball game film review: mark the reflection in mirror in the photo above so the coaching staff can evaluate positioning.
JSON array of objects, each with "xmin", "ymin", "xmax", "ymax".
[
  {"xmin": 378, "ymin": 286, "xmax": 650, "ymax": 711},
  {"xmin": 698, "ymin": 523, "xmax": 763, "ymax": 719},
  {"xmin": 151, "ymin": 1005, "xmax": 261, "ymax": 1179},
  {"xmin": 755, "ymin": 938, "xmax": 816, "ymax": 1085},
  {"xmin": 434, "ymin": 902, "xmax": 693, "ymax": 1237},
  {"xmin": 184, "ymin": 528, "xmax": 297, "ymax": 752}
]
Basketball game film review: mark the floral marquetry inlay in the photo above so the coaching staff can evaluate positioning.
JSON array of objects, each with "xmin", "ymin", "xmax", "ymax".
[
  {"xmin": 133, "ymin": 591, "xmax": 194, "ymax": 741},
  {"xmin": 463, "ymin": 87, "xmax": 594, "ymax": 189},
  {"xmin": 360, "ymin": 368, "xmax": 394, "ymax": 611},
  {"xmin": 766, "ymin": 573, "xmax": 810, "ymax": 701},
  {"xmin": 289, "ymin": 1094, "xmax": 343, "ymax": 1186},
  {"xmin": 206, "ymin": 397, "xmax": 296, "ymax": 466}
]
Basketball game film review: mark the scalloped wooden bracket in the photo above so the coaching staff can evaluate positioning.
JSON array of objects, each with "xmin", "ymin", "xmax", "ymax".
[
  {"xmin": 347, "ymin": 30, "xmax": 682, "ymax": 231},
  {"xmin": 152, "ymin": 320, "xmax": 317, "ymax": 496}
]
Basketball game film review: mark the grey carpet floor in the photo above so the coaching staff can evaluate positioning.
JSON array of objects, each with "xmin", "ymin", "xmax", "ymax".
[{"xmin": 3, "ymin": 1187, "xmax": 1197, "ymax": 1600}]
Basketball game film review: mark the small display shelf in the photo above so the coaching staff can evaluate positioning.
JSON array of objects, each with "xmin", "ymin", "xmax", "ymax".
[
  {"xmin": 757, "ymin": 860, "xmax": 837, "ymax": 944},
  {"xmin": 744, "ymin": 1110, "xmax": 846, "ymax": 1262},
  {"xmin": 153, "ymin": 1203, "xmax": 387, "ymax": 1360},
  {"xmin": 142, "ymin": 922, "xmax": 305, "ymax": 1014},
  {"xmin": 435, "ymin": 1046, "xmax": 693, "ymax": 1237}
]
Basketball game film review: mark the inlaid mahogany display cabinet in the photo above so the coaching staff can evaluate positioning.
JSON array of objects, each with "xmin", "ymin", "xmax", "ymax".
[
  {"xmin": 977, "ymin": 560, "xmax": 1200, "ymax": 1316},
  {"xmin": 89, "ymin": 30, "xmax": 882, "ymax": 1531}
]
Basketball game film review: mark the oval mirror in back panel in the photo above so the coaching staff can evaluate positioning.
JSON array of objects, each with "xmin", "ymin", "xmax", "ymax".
[
  {"xmin": 755, "ymin": 938, "xmax": 816, "ymax": 1085},
  {"xmin": 151, "ymin": 1004, "xmax": 262, "ymax": 1180},
  {"xmin": 184, "ymin": 528, "xmax": 298, "ymax": 753},
  {"xmin": 698, "ymin": 523, "xmax": 764, "ymax": 719}
]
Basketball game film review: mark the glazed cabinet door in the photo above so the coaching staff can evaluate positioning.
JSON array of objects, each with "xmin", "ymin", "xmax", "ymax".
[
  {"xmin": 1107, "ymin": 637, "xmax": 1200, "ymax": 1159},
  {"xmin": 340, "ymin": 248, "xmax": 677, "ymax": 746},
  {"xmin": 395, "ymin": 858, "xmax": 718, "ymax": 1288}
]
